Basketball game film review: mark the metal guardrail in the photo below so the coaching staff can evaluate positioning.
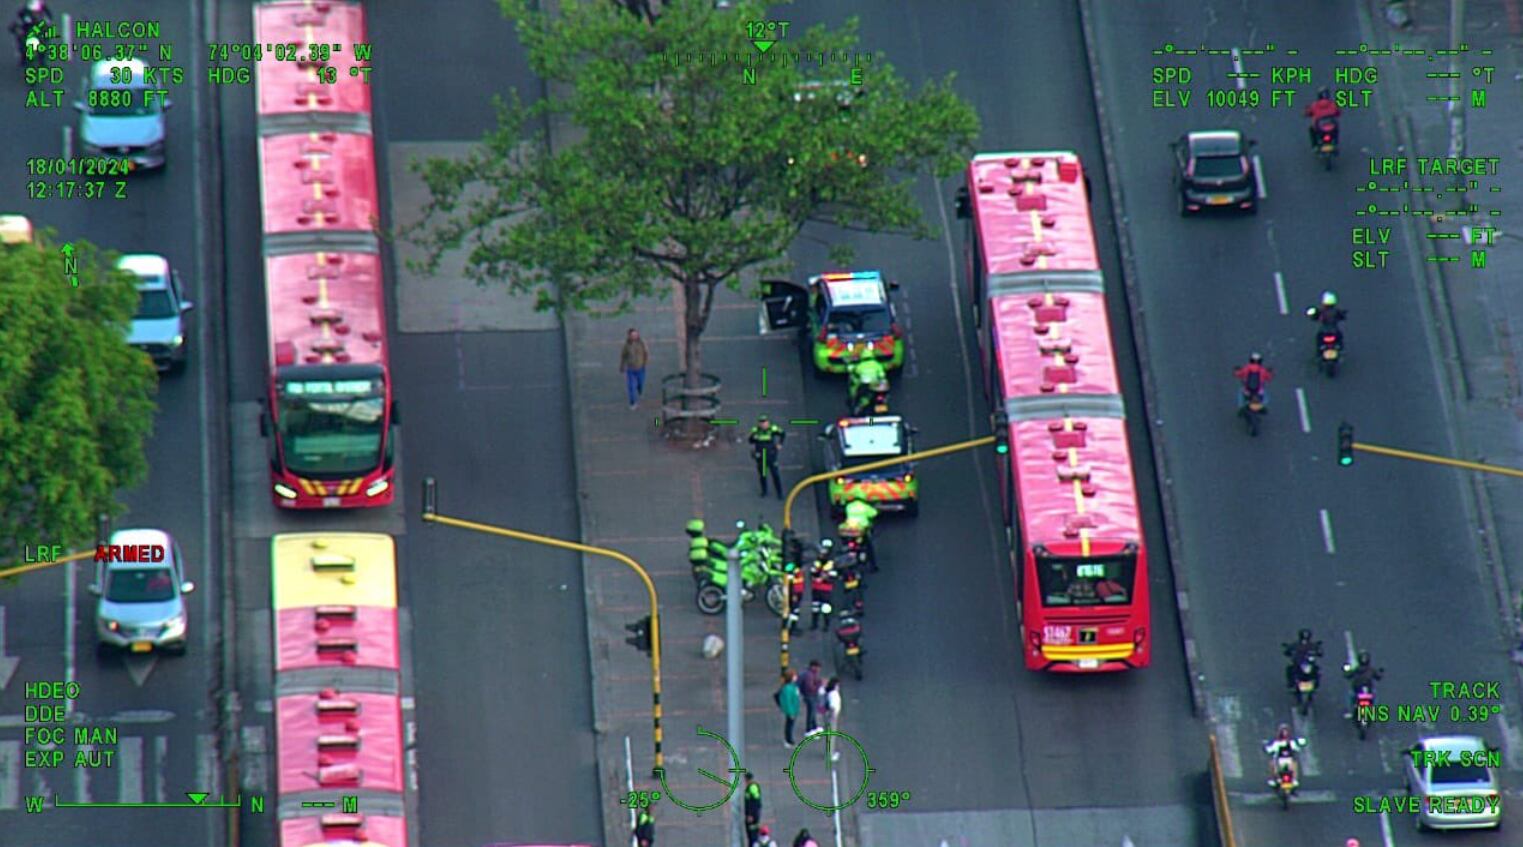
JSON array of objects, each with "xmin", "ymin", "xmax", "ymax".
[{"xmin": 1209, "ymin": 733, "xmax": 1238, "ymax": 847}]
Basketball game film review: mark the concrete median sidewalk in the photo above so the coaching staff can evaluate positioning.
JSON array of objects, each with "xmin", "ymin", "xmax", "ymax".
[
  {"xmin": 563, "ymin": 286, "xmax": 852, "ymax": 847},
  {"xmin": 1361, "ymin": 0, "xmax": 1523, "ymax": 664}
]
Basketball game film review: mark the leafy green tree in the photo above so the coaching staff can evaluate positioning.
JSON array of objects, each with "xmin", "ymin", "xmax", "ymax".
[
  {"xmin": 0, "ymin": 232, "xmax": 157, "ymax": 562},
  {"xmin": 404, "ymin": 0, "xmax": 978, "ymax": 407}
]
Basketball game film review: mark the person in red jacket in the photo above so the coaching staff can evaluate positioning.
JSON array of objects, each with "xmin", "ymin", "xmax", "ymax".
[
  {"xmin": 1234, "ymin": 353, "xmax": 1274, "ymax": 409},
  {"xmin": 1304, "ymin": 87, "xmax": 1341, "ymax": 148}
]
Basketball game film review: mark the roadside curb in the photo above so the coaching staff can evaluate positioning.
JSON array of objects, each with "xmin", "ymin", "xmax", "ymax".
[
  {"xmin": 1352, "ymin": 0, "xmax": 1523, "ymax": 713},
  {"xmin": 1076, "ymin": 0, "xmax": 1208, "ymax": 720}
]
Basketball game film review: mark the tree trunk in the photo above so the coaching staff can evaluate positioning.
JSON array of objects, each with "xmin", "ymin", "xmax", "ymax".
[{"xmin": 679, "ymin": 277, "xmax": 707, "ymax": 439}]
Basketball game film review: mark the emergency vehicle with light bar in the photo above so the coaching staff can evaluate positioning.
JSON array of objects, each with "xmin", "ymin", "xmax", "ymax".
[
  {"xmin": 759, "ymin": 270, "xmax": 906, "ymax": 373},
  {"xmin": 820, "ymin": 415, "xmax": 919, "ymax": 519}
]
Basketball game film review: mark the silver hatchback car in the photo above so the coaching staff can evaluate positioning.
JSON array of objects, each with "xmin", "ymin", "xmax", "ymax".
[
  {"xmin": 91, "ymin": 528, "xmax": 194, "ymax": 655},
  {"xmin": 1404, "ymin": 735, "xmax": 1503, "ymax": 830}
]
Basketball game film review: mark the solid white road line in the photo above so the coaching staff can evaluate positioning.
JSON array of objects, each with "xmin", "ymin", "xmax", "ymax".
[
  {"xmin": 62, "ymin": 124, "xmax": 72, "ymax": 161},
  {"xmin": 1254, "ymin": 155, "xmax": 1268, "ymax": 199},
  {"xmin": 1345, "ymin": 630, "xmax": 1358, "ymax": 669},
  {"xmin": 1380, "ymin": 808, "xmax": 1395, "ymax": 847},
  {"xmin": 1231, "ymin": 47, "xmax": 1246, "ymax": 90},
  {"xmin": 196, "ymin": 733, "xmax": 217, "ymax": 801},
  {"xmin": 1216, "ymin": 715, "xmax": 1244, "ymax": 779},
  {"xmin": 1273, "ymin": 271, "xmax": 1288, "ymax": 315},
  {"xmin": 1296, "ymin": 387, "xmax": 1311, "ymax": 433},
  {"xmin": 62, "ymin": 13, "xmax": 71, "ymax": 50},
  {"xmin": 118, "ymin": 735, "xmax": 143, "ymax": 804},
  {"xmin": 72, "ymin": 744, "xmax": 90, "ymax": 803},
  {"xmin": 0, "ymin": 740, "xmax": 18, "ymax": 810},
  {"xmin": 1320, "ymin": 509, "xmax": 1336, "ymax": 554}
]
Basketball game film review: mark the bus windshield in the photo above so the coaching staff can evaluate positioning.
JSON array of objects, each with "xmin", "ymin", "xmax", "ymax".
[
  {"xmin": 276, "ymin": 379, "xmax": 386, "ymax": 476},
  {"xmin": 1035, "ymin": 554, "xmax": 1136, "ymax": 607}
]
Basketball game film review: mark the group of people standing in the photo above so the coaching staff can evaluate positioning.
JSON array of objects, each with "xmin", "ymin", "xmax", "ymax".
[{"xmin": 776, "ymin": 660, "xmax": 844, "ymax": 752}]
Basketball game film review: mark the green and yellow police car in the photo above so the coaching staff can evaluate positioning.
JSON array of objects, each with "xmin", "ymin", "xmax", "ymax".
[
  {"xmin": 820, "ymin": 415, "xmax": 918, "ymax": 519},
  {"xmin": 759, "ymin": 271, "xmax": 906, "ymax": 374}
]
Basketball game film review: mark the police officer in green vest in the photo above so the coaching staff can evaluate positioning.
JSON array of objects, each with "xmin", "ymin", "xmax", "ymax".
[
  {"xmin": 749, "ymin": 414, "xmax": 786, "ymax": 499},
  {"xmin": 743, "ymin": 771, "xmax": 763, "ymax": 845},
  {"xmin": 635, "ymin": 807, "xmax": 655, "ymax": 847},
  {"xmin": 839, "ymin": 495, "xmax": 880, "ymax": 572}
]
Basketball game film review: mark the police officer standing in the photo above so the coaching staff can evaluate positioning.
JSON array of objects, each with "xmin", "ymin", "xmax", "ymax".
[
  {"xmin": 743, "ymin": 771, "xmax": 763, "ymax": 845},
  {"xmin": 634, "ymin": 807, "xmax": 655, "ymax": 847},
  {"xmin": 749, "ymin": 414, "xmax": 786, "ymax": 499}
]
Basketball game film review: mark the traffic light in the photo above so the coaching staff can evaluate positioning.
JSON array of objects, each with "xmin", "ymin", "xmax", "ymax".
[
  {"xmin": 992, "ymin": 410, "xmax": 1010, "ymax": 455},
  {"xmin": 1337, "ymin": 422, "xmax": 1355, "ymax": 466},
  {"xmin": 625, "ymin": 616, "xmax": 652, "ymax": 655}
]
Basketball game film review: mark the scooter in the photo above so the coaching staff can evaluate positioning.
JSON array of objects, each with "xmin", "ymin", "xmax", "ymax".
[
  {"xmin": 1315, "ymin": 329, "xmax": 1343, "ymax": 377},
  {"xmin": 1289, "ymin": 658, "xmax": 1319, "ymax": 715},
  {"xmin": 1240, "ymin": 388, "xmax": 1267, "ymax": 437},
  {"xmin": 1313, "ymin": 117, "xmax": 1338, "ymax": 171}
]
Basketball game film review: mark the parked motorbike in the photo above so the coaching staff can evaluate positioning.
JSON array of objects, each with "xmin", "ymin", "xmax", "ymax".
[
  {"xmin": 1313, "ymin": 117, "xmax": 1338, "ymax": 170},
  {"xmin": 1240, "ymin": 388, "xmax": 1267, "ymax": 436},
  {"xmin": 838, "ymin": 562, "xmax": 865, "ymax": 618},
  {"xmin": 686, "ymin": 520, "xmax": 786, "ymax": 616},
  {"xmin": 847, "ymin": 361, "xmax": 890, "ymax": 416}
]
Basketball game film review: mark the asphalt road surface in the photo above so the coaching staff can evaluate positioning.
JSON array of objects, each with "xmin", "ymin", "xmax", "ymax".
[
  {"xmin": 368, "ymin": 2, "xmax": 602, "ymax": 845},
  {"xmin": 0, "ymin": 3, "xmax": 221, "ymax": 846},
  {"xmin": 1089, "ymin": 2, "xmax": 1523, "ymax": 845},
  {"xmin": 778, "ymin": 3, "xmax": 1205, "ymax": 844}
]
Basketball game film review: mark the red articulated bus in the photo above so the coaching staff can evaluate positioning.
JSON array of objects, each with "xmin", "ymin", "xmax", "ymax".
[
  {"xmin": 957, "ymin": 151, "xmax": 1151, "ymax": 672},
  {"xmin": 254, "ymin": 0, "xmax": 396, "ymax": 509}
]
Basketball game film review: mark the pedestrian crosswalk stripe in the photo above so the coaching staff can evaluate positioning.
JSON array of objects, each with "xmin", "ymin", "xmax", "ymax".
[
  {"xmin": 119, "ymin": 736, "xmax": 143, "ymax": 803},
  {"xmin": 0, "ymin": 740, "xmax": 19, "ymax": 810}
]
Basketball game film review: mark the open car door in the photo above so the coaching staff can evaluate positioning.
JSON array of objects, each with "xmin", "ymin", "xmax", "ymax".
[{"xmin": 758, "ymin": 279, "xmax": 808, "ymax": 335}]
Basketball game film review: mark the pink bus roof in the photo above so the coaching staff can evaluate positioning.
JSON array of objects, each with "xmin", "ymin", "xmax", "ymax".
[
  {"xmin": 281, "ymin": 813, "xmax": 406, "ymax": 847},
  {"xmin": 276, "ymin": 692, "xmax": 403, "ymax": 795},
  {"xmin": 1006, "ymin": 415, "xmax": 1141, "ymax": 552},
  {"xmin": 253, "ymin": 1, "xmax": 372, "ymax": 118},
  {"xmin": 265, "ymin": 252, "xmax": 388, "ymax": 369},
  {"xmin": 275, "ymin": 606, "xmax": 400, "ymax": 673},
  {"xmin": 258, "ymin": 132, "xmax": 379, "ymax": 237},
  {"xmin": 967, "ymin": 151, "xmax": 1098, "ymax": 278},
  {"xmin": 990, "ymin": 289, "xmax": 1121, "ymax": 398}
]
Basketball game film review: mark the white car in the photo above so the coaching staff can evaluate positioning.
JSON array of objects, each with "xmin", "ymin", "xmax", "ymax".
[{"xmin": 1404, "ymin": 735, "xmax": 1502, "ymax": 830}]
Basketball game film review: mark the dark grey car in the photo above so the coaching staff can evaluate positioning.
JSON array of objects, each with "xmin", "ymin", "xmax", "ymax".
[{"xmin": 1173, "ymin": 130, "xmax": 1258, "ymax": 215}]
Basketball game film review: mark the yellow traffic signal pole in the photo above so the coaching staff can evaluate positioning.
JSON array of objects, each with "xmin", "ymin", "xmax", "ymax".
[
  {"xmin": 1351, "ymin": 440, "xmax": 1523, "ymax": 478},
  {"xmin": 777, "ymin": 435, "xmax": 996, "ymax": 674},
  {"xmin": 0, "ymin": 548, "xmax": 95, "ymax": 581},
  {"xmin": 421, "ymin": 477, "xmax": 667, "ymax": 774}
]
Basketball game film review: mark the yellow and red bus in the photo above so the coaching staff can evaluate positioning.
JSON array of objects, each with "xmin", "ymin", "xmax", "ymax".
[
  {"xmin": 956, "ymin": 151, "xmax": 1151, "ymax": 672},
  {"xmin": 254, "ymin": 0, "xmax": 396, "ymax": 510},
  {"xmin": 271, "ymin": 530, "xmax": 404, "ymax": 846}
]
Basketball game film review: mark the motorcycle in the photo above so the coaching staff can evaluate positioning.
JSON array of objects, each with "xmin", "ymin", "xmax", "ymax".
[
  {"xmin": 841, "ymin": 533, "xmax": 876, "ymax": 574},
  {"xmin": 1239, "ymin": 388, "xmax": 1267, "ymax": 437},
  {"xmin": 1315, "ymin": 329, "xmax": 1342, "ymax": 377},
  {"xmin": 1289, "ymin": 658, "xmax": 1320, "ymax": 716},
  {"xmin": 1352, "ymin": 685, "xmax": 1376, "ymax": 740},
  {"xmin": 1313, "ymin": 117, "xmax": 1338, "ymax": 171},
  {"xmin": 687, "ymin": 521, "xmax": 787, "ymax": 616},
  {"xmin": 1271, "ymin": 753, "xmax": 1299, "ymax": 810},
  {"xmin": 834, "ymin": 612, "xmax": 864, "ymax": 680},
  {"xmin": 847, "ymin": 365, "xmax": 890, "ymax": 416},
  {"xmin": 838, "ymin": 563, "xmax": 865, "ymax": 618}
]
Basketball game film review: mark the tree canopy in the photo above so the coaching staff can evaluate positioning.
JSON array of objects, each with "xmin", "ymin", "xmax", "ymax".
[
  {"xmin": 0, "ymin": 232, "xmax": 157, "ymax": 561},
  {"xmin": 405, "ymin": 0, "xmax": 979, "ymax": 381}
]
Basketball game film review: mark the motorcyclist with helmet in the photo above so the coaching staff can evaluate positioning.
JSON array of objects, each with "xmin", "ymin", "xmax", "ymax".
[
  {"xmin": 839, "ymin": 494, "xmax": 880, "ymax": 573},
  {"xmin": 1342, "ymin": 650, "xmax": 1384, "ymax": 717},
  {"xmin": 1306, "ymin": 291, "xmax": 1348, "ymax": 335},
  {"xmin": 1282, "ymin": 628, "xmax": 1324, "ymax": 690},
  {"xmin": 1234, "ymin": 352, "xmax": 1274, "ymax": 409},
  {"xmin": 9, "ymin": 0, "xmax": 49, "ymax": 62},
  {"xmin": 808, "ymin": 551, "xmax": 837, "ymax": 631},
  {"xmin": 847, "ymin": 347, "xmax": 889, "ymax": 416},
  {"xmin": 1263, "ymin": 723, "xmax": 1308, "ymax": 785},
  {"xmin": 1304, "ymin": 87, "xmax": 1342, "ymax": 148}
]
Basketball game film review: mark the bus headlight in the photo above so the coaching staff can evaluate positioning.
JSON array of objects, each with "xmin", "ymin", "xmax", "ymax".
[
  {"xmin": 365, "ymin": 479, "xmax": 390, "ymax": 497},
  {"xmin": 273, "ymin": 483, "xmax": 298, "ymax": 500}
]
